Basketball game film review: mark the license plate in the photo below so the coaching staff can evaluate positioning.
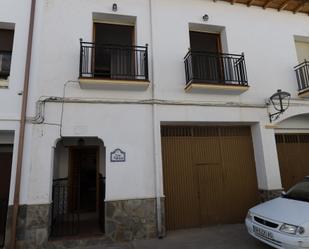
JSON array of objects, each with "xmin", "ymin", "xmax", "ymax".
[{"xmin": 253, "ymin": 225, "xmax": 274, "ymax": 240}]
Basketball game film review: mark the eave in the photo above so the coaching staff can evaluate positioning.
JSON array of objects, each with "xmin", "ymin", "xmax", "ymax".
[{"xmin": 214, "ymin": 0, "xmax": 309, "ymax": 15}]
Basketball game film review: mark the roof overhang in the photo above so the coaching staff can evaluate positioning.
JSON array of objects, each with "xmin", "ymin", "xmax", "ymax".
[{"xmin": 214, "ymin": 0, "xmax": 309, "ymax": 15}]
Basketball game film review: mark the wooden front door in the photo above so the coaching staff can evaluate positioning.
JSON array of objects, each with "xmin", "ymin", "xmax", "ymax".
[
  {"xmin": 161, "ymin": 126, "xmax": 259, "ymax": 230},
  {"xmin": 69, "ymin": 147, "xmax": 99, "ymax": 213}
]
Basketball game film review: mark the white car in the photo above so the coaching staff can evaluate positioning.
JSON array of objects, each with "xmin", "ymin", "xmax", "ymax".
[{"xmin": 246, "ymin": 177, "xmax": 309, "ymax": 249}]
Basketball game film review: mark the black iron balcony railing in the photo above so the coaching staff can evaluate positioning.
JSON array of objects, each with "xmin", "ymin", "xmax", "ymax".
[
  {"xmin": 51, "ymin": 178, "xmax": 79, "ymax": 238},
  {"xmin": 295, "ymin": 60, "xmax": 309, "ymax": 92},
  {"xmin": 184, "ymin": 51, "xmax": 248, "ymax": 86},
  {"xmin": 0, "ymin": 199, "xmax": 8, "ymax": 248},
  {"xmin": 79, "ymin": 41, "xmax": 149, "ymax": 81},
  {"xmin": 0, "ymin": 51, "xmax": 12, "ymax": 79}
]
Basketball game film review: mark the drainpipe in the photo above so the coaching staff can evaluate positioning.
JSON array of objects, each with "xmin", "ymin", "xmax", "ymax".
[
  {"xmin": 10, "ymin": 0, "xmax": 36, "ymax": 248},
  {"xmin": 148, "ymin": 0, "xmax": 163, "ymax": 238}
]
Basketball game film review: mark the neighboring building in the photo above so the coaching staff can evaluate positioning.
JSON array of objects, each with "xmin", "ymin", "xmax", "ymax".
[
  {"xmin": 0, "ymin": 0, "xmax": 309, "ymax": 248},
  {"xmin": 0, "ymin": 0, "xmax": 33, "ymax": 248}
]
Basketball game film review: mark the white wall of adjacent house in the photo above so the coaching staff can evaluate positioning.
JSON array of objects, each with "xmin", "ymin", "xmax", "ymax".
[
  {"xmin": 17, "ymin": 0, "xmax": 309, "ymax": 205},
  {"xmin": 276, "ymin": 114, "xmax": 309, "ymax": 133},
  {"xmin": 0, "ymin": 0, "xmax": 30, "ymax": 115},
  {"xmin": 0, "ymin": 0, "xmax": 35, "ymax": 205}
]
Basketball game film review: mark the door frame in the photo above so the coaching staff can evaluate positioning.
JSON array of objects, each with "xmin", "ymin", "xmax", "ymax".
[{"xmin": 93, "ymin": 22, "xmax": 136, "ymax": 46}]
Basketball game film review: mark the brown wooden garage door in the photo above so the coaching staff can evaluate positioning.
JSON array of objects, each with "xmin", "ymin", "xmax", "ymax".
[
  {"xmin": 276, "ymin": 134, "xmax": 309, "ymax": 190},
  {"xmin": 161, "ymin": 126, "xmax": 259, "ymax": 230}
]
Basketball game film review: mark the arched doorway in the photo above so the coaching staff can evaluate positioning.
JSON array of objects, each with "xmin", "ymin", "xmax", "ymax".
[{"xmin": 51, "ymin": 137, "xmax": 106, "ymax": 238}]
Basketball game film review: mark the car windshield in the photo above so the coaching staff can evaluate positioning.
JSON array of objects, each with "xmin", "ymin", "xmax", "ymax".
[{"xmin": 284, "ymin": 180, "xmax": 309, "ymax": 202}]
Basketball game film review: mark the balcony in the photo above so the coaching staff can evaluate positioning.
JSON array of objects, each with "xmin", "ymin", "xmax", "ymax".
[
  {"xmin": 295, "ymin": 60, "xmax": 309, "ymax": 97},
  {"xmin": 79, "ymin": 42, "xmax": 149, "ymax": 90},
  {"xmin": 184, "ymin": 51, "xmax": 249, "ymax": 94},
  {"xmin": 0, "ymin": 51, "xmax": 12, "ymax": 80}
]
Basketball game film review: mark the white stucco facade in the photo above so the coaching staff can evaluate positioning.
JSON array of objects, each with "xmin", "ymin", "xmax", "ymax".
[
  {"xmin": 1, "ymin": 0, "xmax": 309, "ymax": 210},
  {"xmin": 0, "ymin": 0, "xmax": 33, "ymax": 206}
]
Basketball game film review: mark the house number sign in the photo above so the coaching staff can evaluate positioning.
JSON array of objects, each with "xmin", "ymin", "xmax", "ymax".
[{"xmin": 110, "ymin": 149, "xmax": 126, "ymax": 162}]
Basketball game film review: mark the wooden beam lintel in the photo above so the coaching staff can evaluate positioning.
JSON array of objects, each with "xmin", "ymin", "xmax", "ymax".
[
  {"xmin": 263, "ymin": 0, "xmax": 274, "ymax": 9},
  {"xmin": 294, "ymin": 1, "xmax": 306, "ymax": 13},
  {"xmin": 278, "ymin": 0, "xmax": 291, "ymax": 11},
  {"xmin": 247, "ymin": 0, "xmax": 255, "ymax": 6}
]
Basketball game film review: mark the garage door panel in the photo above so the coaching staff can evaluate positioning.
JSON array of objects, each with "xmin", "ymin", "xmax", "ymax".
[
  {"xmin": 162, "ymin": 126, "xmax": 259, "ymax": 230},
  {"xmin": 195, "ymin": 164, "xmax": 225, "ymax": 225},
  {"xmin": 220, "ymin": 135, "xmax": 259, "ymax": 224},
  {"xmin": 191, "ymin": 137, "xmax": 221, "ymax": 165},
  {"xmin": 276, "ymin": 143, "xmax": 292, "ymax": 189},
  {"xmin": 162, "ymin": 137, "xmax": 200, "ymax": 230},
  {"xmin": 299, "ymin": 142, "xmax": 309, "ymax": 182},
  {"xmin": 276, "ymin": 134, "xmax": 309, "ymax": 190}
]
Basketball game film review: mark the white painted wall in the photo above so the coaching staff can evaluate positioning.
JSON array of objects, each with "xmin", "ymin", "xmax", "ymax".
[
  {"xmin": 151, "ymin": 0, "xmax": 309, "ymax": 103},
  {"xmin": 0, "ymin": 0, "xmax": 30, "ymax": 117},
  {"xmin": 0, "ymin": 0, "xmax": 34, "ymax": 206},
  {"xmin": 251, "ymin": 124, "xmax": 282, "ymax": 190},
  {"xmin": 275, "ymin": 114, "xmax": 309, "ymax": 133},
  {"xmin": 27, "ymin": 103, "xmax": 155, "ymax": 203},
  {"xmin": 7, "ymin": 0, "xmax": 309, "ymax": 204},
  {"xmin": 26, "ymin": 0, "xmax": 153, "ymax": 115}
]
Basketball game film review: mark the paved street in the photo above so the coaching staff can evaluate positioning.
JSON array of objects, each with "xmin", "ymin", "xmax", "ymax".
[{"xmin": 85, "ymin": 224, "xmax": 272, "ymax": 249}]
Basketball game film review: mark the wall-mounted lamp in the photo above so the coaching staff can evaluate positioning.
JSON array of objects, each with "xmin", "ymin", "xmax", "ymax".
[
  {"xmin": 112, "ymin": 3, "xmax": 118, "ymax": 12},
  {"xmin": 203, "ymin": 14, "xmax": 209, "ymax": 22},
  {"xmin": 268, "ymin": 89, "xmax": 291, "ymax": 122},
  {"xmin": 77, "ymin": 138, "xmax": 85, "ymax": 147}
]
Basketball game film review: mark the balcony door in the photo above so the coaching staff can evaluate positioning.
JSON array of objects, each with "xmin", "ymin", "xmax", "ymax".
[
  {"xmin": 94, "ymin": 23, "xmax": 135, "ymax": 79},
  {"xmin": 0, "ymin": 29, "xmax": 14, "ymax": 79},
  {"xmin": 189, "ymin": 31, "xmax": 224, "ymax": 83}
]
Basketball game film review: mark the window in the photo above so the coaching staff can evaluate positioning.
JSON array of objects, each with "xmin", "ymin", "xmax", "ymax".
[
  {"xmin": 294, "ymin": 38, "xmax": 309, "ymax": 94},
  {"xmin": 93, "ymin": 23, "xmax": 135, "ymax": 79},
  {"xmin": 79, "ymin": 13, "xmax": 149, "ymax": 89},
  {"xmin": 295, "ymin": 40, "xmax": 309, "ymax": 63},
  {"xmin": 184, "ymin": 24, "xmax": 248, "ymax": 93},
  {"xmin": 189, "ymin": 31, "xmax": 224, "ymax": 83},
  {"xmin": 0, "ymin": 29, "xmax": 14, "ymax": 80},
  {"xmin": 189, "ymin": 31, "xmax": 222, "ymax": 53}
]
